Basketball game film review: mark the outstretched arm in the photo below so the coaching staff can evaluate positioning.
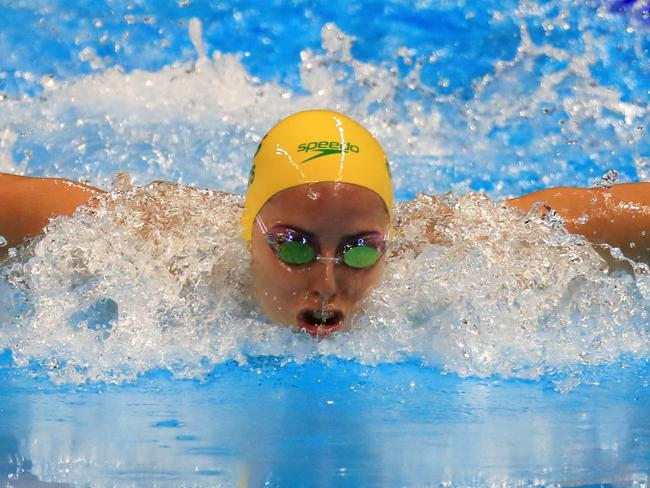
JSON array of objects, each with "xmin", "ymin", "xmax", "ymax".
[
  {"xmin": 506, "ymin": 182, "xmax": 650, "ymax": 264},
  {"xmin": 0, "ymin": 172, "xmax": 104, "ymax": 251}
]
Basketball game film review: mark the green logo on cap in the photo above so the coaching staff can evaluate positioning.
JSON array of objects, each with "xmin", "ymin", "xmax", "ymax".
[{"xmin": 297, "ymin": 141, "xmax": 360, "ymax": 163}]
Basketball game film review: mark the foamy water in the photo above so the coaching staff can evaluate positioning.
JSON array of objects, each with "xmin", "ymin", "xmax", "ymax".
[
  {"xmin": 1, "ymin": 181, "xmax": 648, "ymax": 385},
  {"xmin": 1, "ymin": 7, "xmax": 649, "ymax": 385},
  {"xmin": 1, "ymin": 8, "xmax": 648, "ymax": 195}
]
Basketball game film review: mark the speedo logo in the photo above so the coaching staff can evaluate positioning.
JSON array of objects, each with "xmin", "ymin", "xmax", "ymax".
[{"xmin": 297, "ymin": 141, "xmax": 360, "ymax": 163}]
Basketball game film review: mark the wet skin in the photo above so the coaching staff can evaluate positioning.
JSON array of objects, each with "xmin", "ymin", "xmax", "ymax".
[{"xmin": 250, "ymin": 182, "xmax": 390, "ymax": 337}]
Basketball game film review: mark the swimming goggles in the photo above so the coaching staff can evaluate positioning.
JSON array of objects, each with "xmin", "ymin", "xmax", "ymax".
[{"xmin": 255, "ymin": 217, "xmax": 387, "ymax": 269}]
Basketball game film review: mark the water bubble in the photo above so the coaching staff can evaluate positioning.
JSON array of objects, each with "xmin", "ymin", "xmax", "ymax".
[
  {"xmin": 636, "ymin": 157, "xmax": 650, "ymax": 180},
  {"xmin": 593, "ymin": 169, "xmax": 619, "ymax": 188}
]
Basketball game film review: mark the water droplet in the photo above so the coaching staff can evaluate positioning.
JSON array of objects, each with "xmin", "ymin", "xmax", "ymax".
[{"xmin": 593, "ymin": 169, "xmax": 619, "ymax": 188}]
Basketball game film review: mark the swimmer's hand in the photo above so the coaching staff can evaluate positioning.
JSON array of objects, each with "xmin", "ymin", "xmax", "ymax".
[
  {"xmin": 0, "ymin": 172, "xmax": 104, "ymax": 256},
  {"xmin": 506, "ymin": 182, "xmax": 650, "ymax": 266}
]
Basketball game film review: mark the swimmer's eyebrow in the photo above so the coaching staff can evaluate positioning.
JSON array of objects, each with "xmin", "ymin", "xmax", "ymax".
[
  {"xmin": 265, "ymin": 225, "xmax": 384, "ymax": 242},
  {"xmin": 338, "ymin": 231, "xmax": 388, "ymax": 250},
  {"xmin": 341, "ymin": 230, "xmax": 385, "ymax": 241},
  {"xmin": 266, "ymin": 224, "xmax": 315, "ymax": 238}
]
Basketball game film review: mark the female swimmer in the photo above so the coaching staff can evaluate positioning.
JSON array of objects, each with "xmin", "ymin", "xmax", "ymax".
[{"xmin": 1, "ymin": 110, "xmax": 649, "ymax": 336}]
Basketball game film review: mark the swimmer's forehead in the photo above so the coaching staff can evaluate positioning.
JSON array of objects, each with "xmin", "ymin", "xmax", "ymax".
[{"xmin": 258, "ymin": 182, "xmax": 390, "ymax": 238}]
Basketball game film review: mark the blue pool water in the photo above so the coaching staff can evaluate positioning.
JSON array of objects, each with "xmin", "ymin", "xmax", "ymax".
[{"xmin": 1, "ymin": 0, "xmax": 650, "ymax": 486}]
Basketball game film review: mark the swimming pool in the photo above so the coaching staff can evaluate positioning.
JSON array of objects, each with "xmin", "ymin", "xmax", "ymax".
[{"xmin": 1, "ymin": 0, "xmax": 649, "ymax": 486}]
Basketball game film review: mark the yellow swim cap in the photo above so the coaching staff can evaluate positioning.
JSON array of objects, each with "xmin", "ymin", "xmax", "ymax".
[{"xmin": 241, "ymin": 110, "xmax": 393, "ymax": 240}]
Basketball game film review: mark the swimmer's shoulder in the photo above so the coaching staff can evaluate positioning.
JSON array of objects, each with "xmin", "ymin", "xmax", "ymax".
[
  {"xmin": 505, "ymin": 182, "xmax": 650, "ymax": 264},
  {"xmin": 0, "ymin": 173, "xmax": 244, "ymax": 260},
  {"xmin": 0, "ymin": 172, "xmax": 104, "ymax": 251},
  {"xmin": 505, "ymin": 182, "xmax": 650, "ymax": 215}
]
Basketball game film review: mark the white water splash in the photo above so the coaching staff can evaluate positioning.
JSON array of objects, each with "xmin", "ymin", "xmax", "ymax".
[
  {"xmin": 0, "ymin": 186, "xmax": 648, "ymax": 384},
  {"xmin": 0, "ymin": 127, "xmax": 18, "ymax": 172},
  {"xmin": 0, "ymin": 11, "xmax": 649, "ymax": 384},
  {"xmin": 0, "ymin": 14, "xmax": 646, "ymax": 194},
  {"xmin": 637, "ymin": 157, "xmax": 650, "ymax": 180}
]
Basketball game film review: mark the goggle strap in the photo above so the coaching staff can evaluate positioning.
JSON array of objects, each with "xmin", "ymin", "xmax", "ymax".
[{"xmin": 255, "ymin": 215, "xmax": 269, "ymax": 235}]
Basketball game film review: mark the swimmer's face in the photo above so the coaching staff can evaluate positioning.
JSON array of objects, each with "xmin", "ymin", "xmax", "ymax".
[{"xmin": 250, "ymin": 182, "xmax": 390, "ymax": 337}]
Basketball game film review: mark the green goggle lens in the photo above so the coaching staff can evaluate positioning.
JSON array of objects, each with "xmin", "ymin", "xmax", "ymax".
[
  {"xmin": 342, "ymin": 245, "xmax": 381, "ymax": 269},
  {"xmin": 277, "ymin": 241, "xmax": 317, "ymax": 265}
]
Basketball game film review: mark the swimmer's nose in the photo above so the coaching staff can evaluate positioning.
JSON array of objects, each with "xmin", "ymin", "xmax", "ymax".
[{"xmin": 310, "ymin": 256, "xmax": 338, "ymax": 301}]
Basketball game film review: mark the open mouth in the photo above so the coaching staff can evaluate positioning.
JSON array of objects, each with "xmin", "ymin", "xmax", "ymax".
[{"xmin": 297, "ymin": 309, "xmax": 345, "ymax": 337}]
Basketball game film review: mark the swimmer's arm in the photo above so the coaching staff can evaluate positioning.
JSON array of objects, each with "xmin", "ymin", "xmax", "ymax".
[
  {"xmin": 0, "ymin": 172, "xmax": 104, "ymax": 250},
  {"xmin": 506, "ymin": 182, "xmax": 650, "ymax": 263}
]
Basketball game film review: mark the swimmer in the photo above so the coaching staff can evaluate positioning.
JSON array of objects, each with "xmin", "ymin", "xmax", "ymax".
[{"xmin": 1, "ymin": 110, "xmax": 649, "ymax": 336}]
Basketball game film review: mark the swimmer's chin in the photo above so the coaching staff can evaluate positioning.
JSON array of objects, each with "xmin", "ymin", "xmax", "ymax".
[{"xmin": 296, "ymin": 308, "xmax": 346, "ymax": 338}]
